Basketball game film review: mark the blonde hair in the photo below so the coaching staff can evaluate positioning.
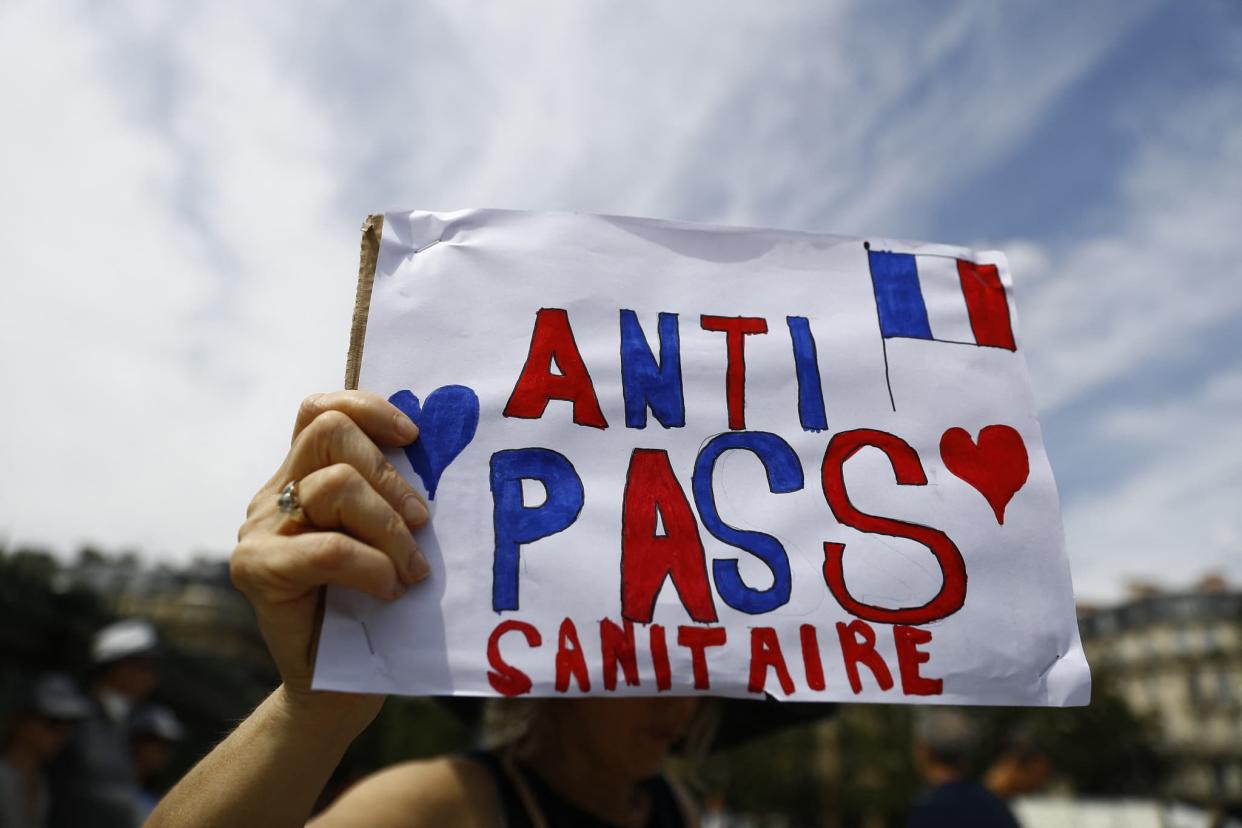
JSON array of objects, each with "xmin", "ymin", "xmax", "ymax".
[
  {"xmin": 479, "ymin": 696, "xmax": 722, "ymax": 790},
  {"xmin": 480, "ymin": 697, "xmax": 548, "ymax": 750}
]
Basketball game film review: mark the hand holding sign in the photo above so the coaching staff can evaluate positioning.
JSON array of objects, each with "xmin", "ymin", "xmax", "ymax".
[{"xmin": 230, "ymin": 391, "xmax": 429, "ymax": 725}]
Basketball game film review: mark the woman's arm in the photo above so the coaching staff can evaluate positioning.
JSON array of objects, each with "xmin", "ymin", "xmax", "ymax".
[
  {"xmin": 147, "ymin": 688, "xmax": 376, "ymax": 827},
  {"xmin": 309, "ymin": 756, "xmax": 500, "ymax": 828},
  {"xmin": 147, "ymin": 392, "xmax": 431, "ymax": 827}
]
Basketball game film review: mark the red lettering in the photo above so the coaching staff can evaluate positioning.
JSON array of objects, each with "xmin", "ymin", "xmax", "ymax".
[
  {"xmin": 555, "ymin": 618, "xmax": 590, "ymax": 693},
  {"xmin": 836, "ymin": 619, "xmax": 894, "ymax": 694},
  {"xmin": 503, "ymin": 308, "xmax": 608, "ymax": 429},
  {"xmin": 621, "ymin": 449, "xmax": 717, "ymax": 624},
  {"xmin": 799, "ymin": 624, "xmax": 826, "ymax": 692},
  {"xmin": 894, "ymin": 625, "xmax": 943, "ymax": 696},
  {"xmin": 700, "ymin": 315, "xmax": 768, "ymax": 430},
  {"xmin": 677, "ymin": 626, "xmax": 727, "ymax": 690},
  {"xmin": 821, "ymin": 429, "xmax": 967, "ymax": 625},
  {"xmin": 649, "ymin": 624, "xmax": 672, "ymax": 692},
  {"xmin": 487, "ymin": 620, "xmax": 541, "ymax": 697},
  {"xmin": 600, "ymin": 618, "xmax": 640, "ymax": 691},
  {"xmin": 748, "ymin": 627, "xmax": 795, "ymax": 695}
]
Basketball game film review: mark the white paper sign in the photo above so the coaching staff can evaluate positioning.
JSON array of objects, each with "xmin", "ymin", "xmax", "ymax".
[{"xmin": 313, "ymin": 209, "xmax": 1091, "ymax": 706}]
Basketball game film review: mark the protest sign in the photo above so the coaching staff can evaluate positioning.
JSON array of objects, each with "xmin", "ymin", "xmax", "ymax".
[{"xmin": 312, "ymin": 209, "xmax": 1091, "ymax": 706}]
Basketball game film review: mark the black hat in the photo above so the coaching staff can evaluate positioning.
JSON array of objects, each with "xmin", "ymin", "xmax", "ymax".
[
  {"xmin": 130, "ymin": 705, "xmax": 185, "ymax": 742},
  {"xmin": 21, "ymin": 674, "xmax": 91, "ymax": 722}
]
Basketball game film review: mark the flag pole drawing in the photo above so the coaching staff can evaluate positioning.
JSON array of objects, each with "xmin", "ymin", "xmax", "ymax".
[{"xmin": 865, "ymin": 241, "xmax": 1017, "ymax": 410}]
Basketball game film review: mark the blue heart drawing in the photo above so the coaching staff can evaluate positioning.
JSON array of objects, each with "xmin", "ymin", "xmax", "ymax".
[{"xmin": 388, "ymin": 385, "xmax": 480, "ymax": 499}]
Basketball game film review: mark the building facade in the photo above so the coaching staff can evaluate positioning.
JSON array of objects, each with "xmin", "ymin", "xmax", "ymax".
[{"xmin": 1079, "ymin": 577, "xmax": 1242, "ymax": 809}]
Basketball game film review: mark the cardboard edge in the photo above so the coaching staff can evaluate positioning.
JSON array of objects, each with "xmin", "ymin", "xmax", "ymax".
[
  {"xmin": 344, "ymin": 214, "xmax": 384, "ymax": 390},
  {"xmin": 318, "ymin": 213, "xmax": 385, "ymax": 675}
]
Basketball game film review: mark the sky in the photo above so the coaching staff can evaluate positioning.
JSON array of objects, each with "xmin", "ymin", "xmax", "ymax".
[{"xmin": 2, "ymin": 0, "xmax": 1239, "ymax": 603}]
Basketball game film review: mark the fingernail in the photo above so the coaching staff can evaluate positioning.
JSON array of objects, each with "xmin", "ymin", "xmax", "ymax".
[
  {"xmin": 397, "ymin": 534, "xmax": 420, "ymax": 585},
  {"xmin": 394, "ymin": 412, "xmax": 419, "ymax": 441},
  {"xmin": 402, "ymin": 493, "xmax": 428, "ymax": 526},
  {"xmin": 390, "ymin": 581, "xmax": 406, "ymax": 601},
  {"xmin": 409, "ymin": 547, "xmax": 431, "ymax": 583}
]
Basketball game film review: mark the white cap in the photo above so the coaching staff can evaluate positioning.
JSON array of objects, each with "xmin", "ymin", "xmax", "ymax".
[{"xmin": 91, "ymin": 619, "xmax": 160, "ymax": 665}]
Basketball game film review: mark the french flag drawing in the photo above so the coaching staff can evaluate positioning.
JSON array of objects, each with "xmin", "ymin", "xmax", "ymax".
[{"xmin": 866, "ymin": 245, "xmax": 1016, "ymax": 408}]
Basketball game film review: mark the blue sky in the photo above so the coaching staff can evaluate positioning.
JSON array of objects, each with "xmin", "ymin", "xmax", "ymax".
[{"xmin": 2, "ymin": 0, "xmax": 1239, "ymax": 602}]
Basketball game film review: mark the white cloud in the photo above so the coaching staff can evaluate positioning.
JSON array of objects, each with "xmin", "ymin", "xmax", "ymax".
[
  {"xmin": 1004, "ymin": 77, "xmax": 1242, "ymax": 600},
  {"xmin": 1017, "ymin": 90, "xmax": 1242, "ymax": 413},
  {"xmin": 0, "ymin": 2, "xmax": 352, "ymax": 557},
  {"xmin": 1062, "ymin": 368, "xmax": 1242, "ymax": 598},
  {"xmin": 0, "ymin": 0, "xmax": 1238, "ymax": 611}
]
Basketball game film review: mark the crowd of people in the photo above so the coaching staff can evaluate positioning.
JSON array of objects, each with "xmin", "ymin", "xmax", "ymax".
[
  {"xmin": 0, "ymin": 620, "xmax": 183, "ymax": 828},
  {"xmin": 1, "ymin": 655, "xmax": 1043, "ymax": 827}
]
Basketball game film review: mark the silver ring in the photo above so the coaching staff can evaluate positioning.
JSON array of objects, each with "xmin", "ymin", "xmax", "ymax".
[{"xmin": 277, "ymin": 480, "xmax": 302, "ymax": 516}]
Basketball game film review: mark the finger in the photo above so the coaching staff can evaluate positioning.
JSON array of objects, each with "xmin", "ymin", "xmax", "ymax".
[
  {"xmin": 293, "ymin": 391, "xmax": 419, "ymax": 447},
  {"xmin": 297, "ymin": 463, "xmax": 430, "ymax": 585},
  {"xmin": 281, "ymin": 410, "xmax": 429, "ymax": 529},
  {"xmin": 231, "ymin": 532, "xmax": 406, "ymax": 604}
]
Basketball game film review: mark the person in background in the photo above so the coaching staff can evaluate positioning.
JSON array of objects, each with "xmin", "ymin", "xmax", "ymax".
[
  {"xmin": 907, "ymin": 708, "xmax": 1018, "ymax": 828},
  {"xmin": 48, "ymin": 619, "xmax": 162, "ymax": 828},
  {"xmin": 984, "ymin": 725, "xmax": 1051, "ymax": 802},
  {"xmin": 699, "ymin": 789, "xmax": 752, "ymax": 828},
  {"xmin": 127, "ymin": 705, "xmax": 184, "ymax": 821},
  {"xmin": 0, "ymin": 674, "xmax": 90, "ymax": 828}
]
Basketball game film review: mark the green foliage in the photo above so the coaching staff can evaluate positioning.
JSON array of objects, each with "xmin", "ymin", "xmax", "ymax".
[
  {"xmin": 0, "ymin": 545, "xmax": 280, "ymax": 790},
  {"xmin": 696, "ymin": 676, "xmax": 1165, "ymax": 827},
  {"xmin": 710, "ymin": 720, "xmax": 824, "ymax": 824},
  {"xmin": 832, "ymin": 705, "xmax": 922, "ymax": 827},
  {"xmin": 697, "ymin": 706, "xmax": 921, "ymax": 828},
  {"xmin": 975, "ymin": 671, "xmax": 1167, "ymax": 796},
  {"xmin": 0, "ymin": 546, "xmax": 111, "ymax": 682},
  {"xmin": 702, "ymin": 719, "xmax": 828, "ymax": 826}
]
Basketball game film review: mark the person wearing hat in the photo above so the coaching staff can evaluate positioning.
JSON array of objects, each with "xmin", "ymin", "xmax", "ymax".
[
  {"xmin": 983, "ymin": 725, "xmax": 1051, "ymax": 802},
  {"xmin": 47, "ymin": 619, "xmax": 161, "ymax": 828},
  {"xmin": 127, "ymin": 705, "xmax": 185, "ymax": 821},
  {"xmin": 0, "ymin": 674, "xmax": 90, "ymax": 828},
  {"xmin": 907, "ymin": 708, "xmax": 1018, "ymax": 828}
]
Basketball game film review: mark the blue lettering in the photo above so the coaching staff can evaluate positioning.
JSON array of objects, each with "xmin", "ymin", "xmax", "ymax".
[
  {"xmin": 692, "ymin": 431, "xmax": 803, "ymax": 614},
  {"xmin": 490, "ymin": 448, "xmax": 585, "ymax": 611}
]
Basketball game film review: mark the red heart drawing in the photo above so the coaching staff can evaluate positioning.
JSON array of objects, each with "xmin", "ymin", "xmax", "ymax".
[{"xmin": 939, "ymin": 425, "xmax": 1030, "ymax": 524}]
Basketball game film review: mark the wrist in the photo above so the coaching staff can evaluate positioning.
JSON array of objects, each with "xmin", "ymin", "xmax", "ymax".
[{"xmin": 271, "ymin": 684, "xmax": 384, "ymax": 742}]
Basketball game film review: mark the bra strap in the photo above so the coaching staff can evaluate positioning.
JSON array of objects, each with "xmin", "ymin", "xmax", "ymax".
[{"xmin": 499, "ymin": 749, "xmax": 550, "ymax": 828}]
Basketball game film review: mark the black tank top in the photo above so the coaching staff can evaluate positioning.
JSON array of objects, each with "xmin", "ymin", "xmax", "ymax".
[{"xmin": 466, "ymin": 751, "xmax": 689, "ymax": 828}]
